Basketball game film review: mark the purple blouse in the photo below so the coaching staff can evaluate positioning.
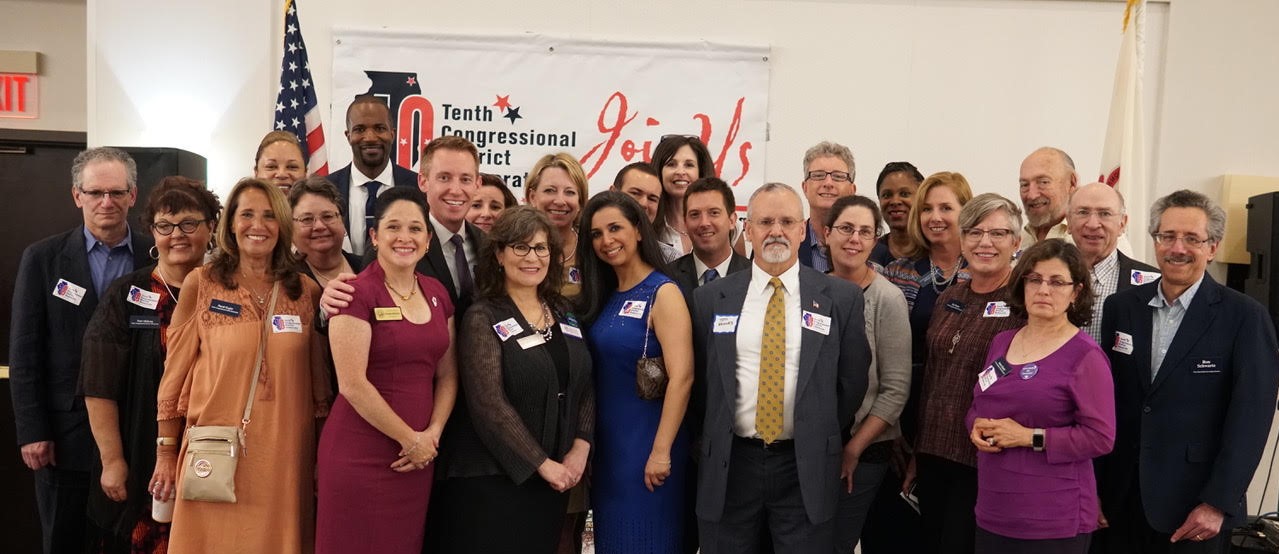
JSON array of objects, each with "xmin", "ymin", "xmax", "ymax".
[{"xmin": 965, "ymin": 329, "xmax": 1116, "ymax": 540}]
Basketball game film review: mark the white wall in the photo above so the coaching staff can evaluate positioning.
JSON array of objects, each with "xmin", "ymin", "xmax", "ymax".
[{"xmin": 0, "ymin": 0, "xmax": 86, "ymax": 132}]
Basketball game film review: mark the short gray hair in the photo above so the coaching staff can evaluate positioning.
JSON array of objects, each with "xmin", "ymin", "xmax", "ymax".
[
  {"xmin": 1148, "ymin": 189, "xmax": 1226, "ymax": 243},
  {"xmin": 72, "ymin": 147, "xmax": 138, "ymax": 190},
  {"xmin": 747, "ymin": 182, "xmax": 802, "ymax": 219},
  {"xmin": 960, "ymin": 192, "xmax": 1024, "ymax": 232},
  {"xmin": 802, "ymin": 141, "xmax": 856, "ymax": 182}
]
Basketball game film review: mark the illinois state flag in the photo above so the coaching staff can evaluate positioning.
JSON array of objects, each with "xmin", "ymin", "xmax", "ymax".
[{"xmin": 1099, "ymin": 0, "xmax": 1145, "ymax": 193}]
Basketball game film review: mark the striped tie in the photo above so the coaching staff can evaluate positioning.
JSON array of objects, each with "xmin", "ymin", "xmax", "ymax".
[{"xmin": 756, "ymin": 277, "xmax": 785, "ymax": 443}]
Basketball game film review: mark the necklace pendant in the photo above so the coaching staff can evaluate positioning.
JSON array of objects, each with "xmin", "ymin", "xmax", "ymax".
[{"xmin": 949, "ymin": 330, "xmax": 961, "ymax": 354}]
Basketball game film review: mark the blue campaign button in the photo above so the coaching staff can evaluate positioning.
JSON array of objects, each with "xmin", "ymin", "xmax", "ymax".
[{"xmin": 1019, "ymin": 363, "xmax": 1039, "ymax": 380}]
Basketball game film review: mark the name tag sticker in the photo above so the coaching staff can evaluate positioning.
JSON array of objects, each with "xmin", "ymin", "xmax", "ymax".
[
  {"xmin": 567, "ymin": 266, "xmax": 582, "ymax": 284},
  {"xmin": 126, "ymin": 285, "xmax": 161, "ymax": 310},
  {"xmin": 128, "ymin": 315, "xmax": 161, "ymax": 329},
  {"xmin": 209, "ymin": 299, "xmax": 241, "ymax": 317},
  {"xmin": 517, "ymin": 334, "xmax": 546, "ymax": 350},
  {"xmin": 560, "ymin": 322, "xmax": 583, "ymax": 339},
  {"xmin": 983, "ymin": 301, "xmax": 1010, "ymax": 318},
  {"xmin": 944, "ymin": 299, "xmax": 965, "ymax": 313},
  {"xmin": 1131, "ymin": 270, "xmax": 1162, "ymax": 286},
  {"xmin": 270, "ymin": 314, "xmax": 303, "ymax": 333},
  {"xmin": 978, "ymin": 366, "xmax": 998, "ymax": 391},
  {"xmin": 1113, "ymin": 331, "xmax": 1134, "ymax": 355},
  {"xmin": 619, "ymin": 300, "xmax": 647, "ymax": 319},
  {"xmin": 713, "ymin": 314, "xmax": 739, "ymax": 334},
  {"xmin": 1192, "ymin": 358, "xmax": 1222, "ymax": 374},
  {"xmin": 801, "ymin": 311, "xmax": 831, "ymax": 335},
  {"xmin": 374, "ymin": 307, "xmax": 403, "ymax": 321},
  {"xmin": 492, "ymin": 318, "xmax": 523, "ymax": 341},
  {"xmin": 52, "ymin": 279, "xmax": 87, "ymax": 306}
]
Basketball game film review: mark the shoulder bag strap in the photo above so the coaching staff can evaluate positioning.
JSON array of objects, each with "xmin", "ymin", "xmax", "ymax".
[{"xmin": 238, "ymin": 281, "xmax": 280, "ymax": 453}]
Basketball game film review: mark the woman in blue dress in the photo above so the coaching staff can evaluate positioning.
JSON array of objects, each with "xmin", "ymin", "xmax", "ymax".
[{"xmin": 577, "ymin": 191, "xmax": 694, "ymax": 553}]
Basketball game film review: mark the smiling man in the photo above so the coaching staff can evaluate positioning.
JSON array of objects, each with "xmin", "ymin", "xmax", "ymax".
[
  {"xmin": 1065, "ymin": 182, "xmax": 1157, "ymax": 343},
  {"xmin": 326, "ymin": 95, "xmax": 419, "ymax": 255},
  {"xmin": 798, "ymin": 142, "xmax": 856, "ymax": 272}
]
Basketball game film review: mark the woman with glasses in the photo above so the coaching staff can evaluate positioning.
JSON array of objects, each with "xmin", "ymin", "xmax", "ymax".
[
  {"xmin": 966, "ymin": 239, "xmax": 1114, "ymax": 554},
  {"xmin": 822, "ymin": 195, "xmax": 912, "ymax": 552},
  {"xmin": 253, "ymin": 131, "xmax": 307, "ymax": 193},
  {"xmin": 910, "ymin": 193, "xmax": 1027, "ymax": 554},
  {"xmin": 869, "ymin": 162, "xmax": 925, "ymax": 267},
  {"xmin": 651, "ymin": 135, "xmax": 716, "ymax": 255},
  {"xmin": 288, "ymin": 177, "xmax": 363, "ymax": 288},
  {"xmin": 432, "ymin": 206, "xmax": 594, "ymax": 553},
  {"xmin": 81, "ymin": 177, "xmax": 220, "ymax": 553}
]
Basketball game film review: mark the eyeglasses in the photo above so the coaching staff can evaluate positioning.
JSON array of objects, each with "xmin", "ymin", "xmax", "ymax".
[
  {"xmin": 829, "ymin": 224, "xmax": 877, "ymax": 240},
  {"xmin": 751, "ymin": 217, "xmax": 802, "ymax": 230},
  {"xmin": 962, "ymin": 228, "xmax": 1015, "ymax": 242},
  {"xmin": 79, "ymin": 188, "xmax": 131, "ymax": 201},
  {"xmin": 152, "ymin": 219, "xmax": 207, "ymax": 236},
  {"xmin": 293, "ymin": 212, "xmax": 341, "ymax": 227},
  {"xmin": 1070, "ymin": 208, "xmax": 1121, "ymax": 221},
  {"xmin": 1151, "ymin": 232, "xmax": 1213, "ymax": 249},
  {"xmin": 1023, "ymin": 274, "xmax": 1077, "ymax": 290},
  {"xmin": 805, "ymin": 170, "xmax": 851, "ymax": 183},
  {"xmin": 507, "ymin": 243, "xmax": 551, "ymax": 258}
]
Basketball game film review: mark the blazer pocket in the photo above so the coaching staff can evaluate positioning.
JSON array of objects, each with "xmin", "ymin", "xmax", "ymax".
[{"xmin": 1186, "ymin": 443, "xmax": 1210, "ymax": 463}]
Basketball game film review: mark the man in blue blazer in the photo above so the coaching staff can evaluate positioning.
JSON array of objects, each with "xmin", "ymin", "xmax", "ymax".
[
  {"xmin": 797, "ymin": 141, "xmax": 855, "ymax": 272},
  {"xmin": 692, "ymin": 182, "xmax": 870, "ymax": 553},
  {"xmin": 10, "ymin": 147, "xmax": 154, "ymax": 554},
  {"xmin": 1095, "ymin": 189, "xmax": 1279, "ymax": 553},
  {"xmin": 326, "ymin": 95, "xmax": 418, "ymax": 256}
]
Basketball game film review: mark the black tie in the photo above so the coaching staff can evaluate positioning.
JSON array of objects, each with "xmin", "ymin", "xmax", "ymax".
[
  {"xmin": 450, "ymin": 234, "xmax": 474, "ymax": 300},
  {"xmin": 363, "ymin": 181, "xmax": 383, "ymax": 245}
]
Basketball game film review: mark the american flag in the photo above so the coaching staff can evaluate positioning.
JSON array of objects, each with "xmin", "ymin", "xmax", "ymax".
[{"xmin": 273, "ymin": 0, "xmax": 327, "ymax": 175}]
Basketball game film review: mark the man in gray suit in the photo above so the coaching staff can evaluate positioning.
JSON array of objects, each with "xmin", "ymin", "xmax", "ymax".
[{"xmin": 692, "ymin": 182, "xmax": 871, "ymax": 553}]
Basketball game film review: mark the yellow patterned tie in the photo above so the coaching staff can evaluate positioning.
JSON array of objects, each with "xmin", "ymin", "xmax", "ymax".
[{"xmin": 756, "ymin": 277, "xmax": 785, "ymax": 443}]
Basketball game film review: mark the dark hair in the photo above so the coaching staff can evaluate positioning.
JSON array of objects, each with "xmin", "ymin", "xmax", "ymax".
[
  {"xmin": 612, "ymin": 161, "xmax": 660, "ymax": 188},
  {"xmin": 208, "ymin": 178, "xmax": 303, "ymax": 300},
  {"xmin": 1007, "ymin": 239, "xmax": 1094, "ymax": 326},
  {"xmin": 345, "ymin": 94, "xmax": 390, "ymax": 129},
  {"xmin": 372, "ymin": 186, "xmax": 431, "ymax": 232},
  {"xmin": 824, "ymin": 195, "xmax": 883, "ymax": 232},
  {"xmin": 421, "ymin": 136, "xmax": 480, "ymax": 177},
  {"xmin": 254, "ymin": 131, "xmax": 304, "ymax": 166},
  {"xmin": 575, "ymin": 191, "xmax": 668, "ymax": 323},
  {"xmin": 479, "ymin": 173, "xmax": 519, "ymax": 208},
  {"xmin": 684, "ymin": 177, "xmax": 736, "ymax": 218},
  {"xmin": 651, "ymin": 135, "xmax": 716, "ymax": 236},
  {"xmin": 287, "ymin": 176, "xmax": 343, "ymax": 212},
  {"xmin": 142, "ymin": 176, "xmax": 222, "ymax": 229},
  {"xmin": 875, "ymin": 161, "xmax": 924, "ymax": 193},
  {"xmin": 475, "ymin": 206, "xmax": 567, "ymax": 308}
]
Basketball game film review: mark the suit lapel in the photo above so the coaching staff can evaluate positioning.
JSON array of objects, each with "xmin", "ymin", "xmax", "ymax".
[
  {"xmin": 61, "ymin": 226, "xmax": 99, "ymax": 311},
  {"xmin": 1149, "ymin": 276, "xmax": 1221, "ymax": 395},
  {"xmin": 795, "ymin": 268, "xmax": 831, "ymax": 400},
  {"xmin": 423, "ymin": 228, "xmax": 458, "ymax": 301},
  {"xmin": 330, "ymin": 166, "xmax": 353, "ymax": 234},
  {"xmin": 713, "ymin": 275, "xmax": 750, "ymax": 407},
  {"xmin": 728, "ymin": 253, "xmax": 751, "ymax": 275}
]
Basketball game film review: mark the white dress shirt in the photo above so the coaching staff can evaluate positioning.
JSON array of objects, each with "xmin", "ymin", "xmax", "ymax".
[
  {"xmin": 346, "ymin": 162, "xmax": 396, "ymax": 256},
  {"xmin": 734, "ymin": 261, "xmax": 802, "ymax": 440},
  {"xmin": 693, "ymin": 251, "xmax": 735, "ymax": 286},
  {"xmin": 430, "ymin": 213, "xmax": 476, "ymax": 288}
]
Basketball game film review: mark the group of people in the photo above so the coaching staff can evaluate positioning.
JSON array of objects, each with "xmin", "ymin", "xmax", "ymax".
[{"xmin": 8, "ymin": 92, "xmax": 1278, "ymax": 554}]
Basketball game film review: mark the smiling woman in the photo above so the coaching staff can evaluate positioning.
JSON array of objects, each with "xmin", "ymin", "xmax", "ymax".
[
  {"xmin": 254, "ymin": 131, "xmax": 306, "ymax": 193},
  {"xmin": 288, "ymin": 177, "xmax": 362, "ymax": 288}
]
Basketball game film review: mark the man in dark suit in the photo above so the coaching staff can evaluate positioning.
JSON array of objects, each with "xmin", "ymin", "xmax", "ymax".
[
  {"xmin": 10, "ymin": 147, "xmax": 154, "ymax": 554},
  {"xmin": 692, "ymin": 182, "xmax": 870, "ymax": 553},
  {"xmin": 1066, "ymin": 182, "xmax": 1159, "ymax": 344},
  {"xmin": 668, "ymin": 177, "xmax": 751, "ymax": 304},
  {"xmin": 1095, "ymin": 189, "xmax": 1279, "ymax": 553},
  {"xmin": 797, "ymin": 141, "xmax": 856, "ymax": 272},
  {"xmin": 326, "ymin": 95, "xmax": 418, "ymax": 256}
]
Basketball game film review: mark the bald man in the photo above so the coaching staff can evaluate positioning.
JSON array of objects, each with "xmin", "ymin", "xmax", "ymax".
[
  {"xmin": 1018, "ymin": 147, "xmax": 1132, "ymax": 256},
  {"xmin": 1065, "ymin": 183, "xmax": 1157, "ymax": 344}
]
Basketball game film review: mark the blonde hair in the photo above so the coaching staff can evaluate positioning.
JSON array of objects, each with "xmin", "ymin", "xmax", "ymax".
[{"xmin": 904, "ymin": 171, "xmax": 974, "ymax": 258}]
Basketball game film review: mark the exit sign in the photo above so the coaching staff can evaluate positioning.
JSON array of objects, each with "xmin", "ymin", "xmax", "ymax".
[{"xmin": 0, "ymin": 73, "xmax": 38, "ymax": 119}]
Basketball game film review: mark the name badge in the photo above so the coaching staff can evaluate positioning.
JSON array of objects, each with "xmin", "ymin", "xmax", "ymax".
[
  {"xmin": 1113, "ymin": 331, "xmax": 1134, "ymax": 355},
  {"xmin": 560, "ymin": 321, "xmax": 583, "ymax": 339},
  {"xmin": 713, "ymin": 314, "xmax": 739, "ymax": 334},
  {"xmin": 374, "ymin": 307, "xmax": 403, "ymax": 321},
  {"xmin": 517, "ymin": 333, "xmax": 546, "ymax": 350},
  {"xmin": 126, "ymin": 285, "xmax": 161, "ymax": 310},
  {"xmin": 801, "ymin": 310, "xmax": 831, "ymax": 335},
  {"xmin": 1192, "ymin": 358, "xmax": 1222, "ymax": 374},
  {"xmin": 52, "ymin": 279, "xmax": 87, "ymax": 306},
  {"xmin": 618, "ymin": 300, "xmax": 647, "ymax": 319},
  {"xmin": 992, "ymin": 357, "xmax": 1012, "ymax": 377},
  {"xmin": 209, "ymin": 299, "xmax": 241, "ymax": 317},
  {"xmin": 270, "ymin": 314, "xmax": 303, "ymax": 333},
  {"xmin": 978, "ymin": 366, "xmax": 998, "ymax": 391},
  {"xmin": 1131, "ymin": 270, "xmax": 1162, "ymax": 286},
  {"xmin": 493, "ymin": 318, "xmax": 524, "ymax": 341},
  {"xmin": 944, "ymin": 299, "xmax": 965, "ymax": 313},
  {"xmin": 128, "ymin": 315, "xmax": 161, "ymax": 329},
  {"xmin": 983, "ymin": 301, "xmax": 1010, "ymax": 318},
  {"xmin": 567, "ymin": 266, "xmax": 582, "ymax": 284}
]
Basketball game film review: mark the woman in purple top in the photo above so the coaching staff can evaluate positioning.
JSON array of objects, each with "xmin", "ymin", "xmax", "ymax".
[{"xmin": 966, "ymin": 239, "xmax": 1115, "ymax": 554}]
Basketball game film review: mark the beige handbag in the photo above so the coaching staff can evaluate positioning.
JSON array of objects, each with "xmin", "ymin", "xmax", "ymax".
[
  {"xmin": 180, "ymin": 283, "xmax": 278, "ymax": 503},
  {"xmin": 635, "ymin": 290, "xmax": 668, "ymax": 401}
]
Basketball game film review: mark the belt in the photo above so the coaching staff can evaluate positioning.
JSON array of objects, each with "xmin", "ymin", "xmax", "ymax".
[{"xmin": 733, "ymin": 435, "xmax": 795, "ymax": 450}]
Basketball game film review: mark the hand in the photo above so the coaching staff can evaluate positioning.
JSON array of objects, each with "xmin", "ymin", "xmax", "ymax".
[
  {"xmin": 901, "ymin": 455, "xmax": 917, "ymax": 496},
  {"xmin": 538, "ymin": 459, "xmax": 575, "ymax": 492},
  {"xmin": 972, "ymin": 417, "xmax": 1032, "ymax": 449},
  {"xmin": 889, "ymin": 436, "xmax": 911, "ymax": 477},
  {"xmin": 644, "ymin": 457, "xmax": 673, "ymax": 492},
  {"xmin": 319, "ymin": 273, "xmax": 358, "ymax": 316},
  {"xmin": 1170, "ymin": 503, "xmax": 1224, "ymax": 543},
  {"xmin": 149, "ymin": 450, "xmax": 179, "ymax": 502},
  {"xmin": 840, "ymin": 441, "xmax": 861, "ymax": 494},
  {"xmin": 562, "ymin": 440, "xmax": 590, "ymax": 483},
  {"xmin": 20, "ymin": 441, "xmax": 55, "ymax": 470},
  {"xmin": 391, "ymin": 430, "xmax": 439, "ymax": 473},
  {"xmin": 100, "ymin": 458, "xmax": 129, "ymax": 502},
  {"xmin": 970, "ymin": 421, "xmax": 1003, "ymax": 453}
]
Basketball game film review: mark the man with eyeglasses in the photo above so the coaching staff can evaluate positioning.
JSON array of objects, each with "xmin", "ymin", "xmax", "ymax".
[
  {"xmin": 798, "ymin": 141, "xmax": 856, "ymax": 272},
  {"xmin": 1094, "ymin": 189, "xmax": 1279, "ymax": 554},
  {"xmin": 691, "ymin": 182, "xmax": 869, "ymax": 553},
  {"xmin": 326, "ymin": 94, "xmax": 419, "ymax": 256},
  {"xmin": 10, "ymin": 147, "xmax": 154, "ymax": 554},
  {"xmin": 1066, "ymin": 182, "xmax": 1157, "ymax": 344}
]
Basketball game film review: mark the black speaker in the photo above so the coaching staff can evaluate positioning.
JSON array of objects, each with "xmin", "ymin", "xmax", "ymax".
[
  {"xmin": 112, "ymin": 146, "xmax": 207, "ymax": 223},
  {"xmin": 1245, "ymin": 192, "xmax": 1279, "ymax": 329}
]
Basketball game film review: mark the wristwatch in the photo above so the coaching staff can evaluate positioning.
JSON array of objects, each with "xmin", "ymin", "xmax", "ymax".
[
  {"xmin": 156, "ymin": 437, "xmax": 178, "ymax": 446},
  {"xmin": 1032, "ymin": 429, "xmax": 1045, "ymax": 452}
]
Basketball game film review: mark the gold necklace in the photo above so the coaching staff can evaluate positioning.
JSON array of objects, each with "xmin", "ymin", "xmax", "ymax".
[
  {"xmin": 384, "ymin": 278, "xmax": 417, "ymax": 301},
  {"xmin": 240, "ymin": 269, "xmax": 268, "ymax": 305}
]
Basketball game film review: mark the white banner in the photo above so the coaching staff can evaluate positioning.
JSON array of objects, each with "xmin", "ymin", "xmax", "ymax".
[{"xmin": 330, "ymin": 29, "xmax": 770, "ymax": 207}]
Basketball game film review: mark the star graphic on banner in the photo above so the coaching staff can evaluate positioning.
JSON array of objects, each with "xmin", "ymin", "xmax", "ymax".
[
  {"xmin": 503, "ymin": 106, "xmax": 522, "ymax": 124},
  {"xmin": 399, "ymin": 138, "xmax": 408, "ymax": 146},
  {"xmin": 287, "ymin": 23, "xmax": 297, "ymax": 35},
  {"xmin": 407, "ymin": 76, "xmax": 416, "ymax": 86},
  {"xmin": 493, "ymin": 94, "xmax": 512, "ymax": 112}
]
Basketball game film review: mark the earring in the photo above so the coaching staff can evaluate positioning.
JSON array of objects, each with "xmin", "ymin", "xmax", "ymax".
[{"xmin": 149, "ymin": 245, "xmax": 159, "ymax": 260}]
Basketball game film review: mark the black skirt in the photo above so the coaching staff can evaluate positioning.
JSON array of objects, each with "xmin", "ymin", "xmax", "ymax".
[{"xmin": 434, "ymin": 474, "xmax": 569, "ymax": 554}]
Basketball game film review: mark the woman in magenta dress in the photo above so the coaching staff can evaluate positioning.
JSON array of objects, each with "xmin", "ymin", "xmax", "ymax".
[{"xmin": 316, "ymin": 187, "xmax": 459, "ymax": 553}]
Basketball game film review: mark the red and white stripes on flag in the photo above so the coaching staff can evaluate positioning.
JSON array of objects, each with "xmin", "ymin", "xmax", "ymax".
[
  {"xmin": 274, "ymin": 0, "xmax": 328, "ymax": 176},
  {"xmin": 1099, "ymin": 0, "xmax": 1145, "ymax": 194}
]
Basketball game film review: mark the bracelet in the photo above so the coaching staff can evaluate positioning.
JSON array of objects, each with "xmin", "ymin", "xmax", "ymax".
[
  {"xmin": 401, "ymin": 437, "xmax": 422, "ymax": 458},
  {"xmin": 156, "ymin": 436, "xmax": 178, "ymax": 446},
  {"xmin": 649, "ymin": 458, "xmax": 672, "ymax": 465}
]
